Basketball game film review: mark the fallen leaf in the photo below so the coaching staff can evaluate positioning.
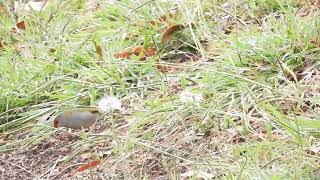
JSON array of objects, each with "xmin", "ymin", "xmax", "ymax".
[
  {"xmin": 0, "ymin": 42, "xmax": 4, "ymax": 49},
  {"xmin": 115, "ymin": 46, "xmax": 156, "ymax": 59},
  {"xmin": 11, "ymin": 21, "xmax": 26, "ymax": 32},
  {"xmin": 162, "ymin": 24, "xmax": 185, "ymax": 45},
  {"xmin": 317, "ymin": 0, "xmax": 320, "ymax": 8},
  {"xmin": 17, "ymin": 21, "xmax": 26, "ymax": 30},
  {"xmin": 75, "ymin": 160, "xmax": 101, "ymax": 173},
  {"xmin": 50, "ymin": 48, "xmax": 56, "ymax": 53},
  {"xmin": 114, "ymin": 51, "xmax": 132, "ymax": 59},
  {"xmin": 0, "ymin": 3, "xmax": 5, "ymax": 14},
  {"xmin": 96, "ymin": 45, "xmax": 103, "ymax": 59},
  {"xmin": 133, "ymin": 47, "xmax": 143, "ymax": 55}
]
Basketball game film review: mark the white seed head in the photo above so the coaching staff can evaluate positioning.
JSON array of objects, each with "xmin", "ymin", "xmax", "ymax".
[{"xmin": 97, "ymin": 96, "xmax": 122, "ymax": 112}]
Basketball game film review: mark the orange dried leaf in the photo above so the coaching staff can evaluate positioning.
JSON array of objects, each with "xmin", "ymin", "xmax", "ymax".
[
  {"xmin": 75, "ymin": 160, "xmax": 101, "ymax": 173},
  {"xmin": 133, "ymin": 47, "xmax": 143, "ymax": 55},
  {"xmin": 114, "ymin": 51, "xmax": 133, "ymax": 59},
  {"xmin": 16, "ymin": 21, "xmax": 26, "ymax": 30},
  {"xmin": 317, "ymin": 0, "xmax": 320, "ymax": 8},
  {"xmin": 115, "ymin": 46, "xmax": 156, "ymax": 59},
  {"xmin": 162, "ymin": 24, "xmax": 185, "ymax": 45},
  {"xmin": 12, "ymin": 21, "xmax": 26, "ymax": 32},
  {"xmin": 0, "ymin": 3, "xmax": 5, "ymax": 14}
]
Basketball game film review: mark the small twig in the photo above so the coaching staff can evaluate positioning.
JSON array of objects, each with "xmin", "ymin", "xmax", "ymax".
[
  {"xmin": 37, "ymin": 155, "xmax": 61, "ymax": 179},
  {"xmin": 47, "ymin": 155, "xmax": 62, "ymax": 179}
]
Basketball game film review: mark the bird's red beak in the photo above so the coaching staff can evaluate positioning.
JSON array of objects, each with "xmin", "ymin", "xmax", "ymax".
[
  {"xmin": 54, "ymin": 116, "xmax": 61, "ymax": 128},
  {"xmin": 54, "ymin": 119, "xmax": 59, "ymax": 128}
]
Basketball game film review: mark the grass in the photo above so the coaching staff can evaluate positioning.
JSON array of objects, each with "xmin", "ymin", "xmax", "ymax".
[{"xmin": 1, "ymin": 0, "xmax": 320, "ymax": 179}]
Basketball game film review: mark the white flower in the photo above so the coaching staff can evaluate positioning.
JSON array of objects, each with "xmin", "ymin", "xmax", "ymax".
[
  {"xmin": 97, "ymin": 96, "xmax": 122, "ymax": 112},
  {"xmin": 179, "ymin": 90, "xmax": 203, "ymax": 104}
]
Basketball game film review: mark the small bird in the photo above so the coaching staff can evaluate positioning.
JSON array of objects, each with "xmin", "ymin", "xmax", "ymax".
[
  {"xmin": 54, "ymin": 95, "xmax": 122, "ymax": 129},
  {"xmin": 53, "ymin": 109, "xmax": 101, "ymax": 129}
]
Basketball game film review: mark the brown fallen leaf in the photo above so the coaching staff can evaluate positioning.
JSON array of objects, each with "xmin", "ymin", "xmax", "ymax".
[
  {"xmin": 16, "ymin": 21, "xmax": 26, "ymax": 30},
  {"xmin": 114, "ymin": 50, "xmax": 133, "ymax": 59},
  {"xmin": 317, "ymin": 0, "xmax": 320, "ymax": 8},
  {"xmin": 96, "ymin": 45, "xmax": 103, "ymax": 59},
  {"xmin": 0, "ymin": 41, "xmax": 4, "ymax": 49},
  {"xmin": 50, "ymin": 48, "xmax": 56, "ymax": 53},
  {"xmin": 115, "ymin": 46, "xmax": 156, "ymax": 59},
  {"xmin": 0, "ymin": 3, "xmax": 5, "ymax": 14},
  {"xmin": 75, "ymin": 160, "xmax": 101, "ymax": 173},
  {"xmin": 11, "ymin": 20, "xmax": 26, "ymax": 33},
  {"xmin": 133, "ymin": 47, "xmax": 143, "ymax": 56},
  {"xmin": 162, "ymin": 24, "xmax": 185, "ymax": 45}
]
